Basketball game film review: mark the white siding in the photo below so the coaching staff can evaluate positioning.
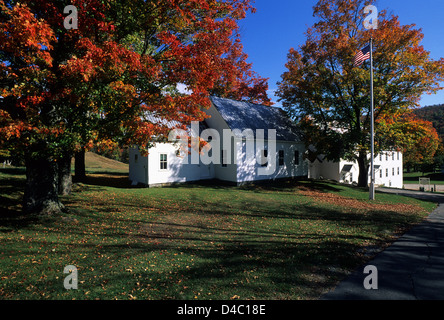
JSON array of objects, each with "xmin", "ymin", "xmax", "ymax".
[
  {"xmin": 130, "ymin": 139, "xmax": 309, "ymax": 186},
  {"xmin": 308, "ymin": 151, "xmax": 404, "ymax": 189},
  {"xmin": 236, "ymin": 139, "xmax": 307, "ymax": 183},
  {"xmin": 130, "ymin": 143, "xmax": 215, "ymax": 187},
  {"xmin": 129, "ymin": 99, "xmax": 309, "ymax": 186},
  {"xmin": 129, "ymin": 147, "xmax": 148, "ymax": 185},
  {"xmin": 374, "ymin": 151, "xmax": 403, "ymax": 188},
  {"xmin": 309, "ymin": 159, "xmax": 340, "ymax": 182},
  {"xmin": 213, "ymin": 136, "xmax": 238, "ymax": 183}
]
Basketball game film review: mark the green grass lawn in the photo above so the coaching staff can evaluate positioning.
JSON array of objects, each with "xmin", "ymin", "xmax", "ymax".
[
  {"xmin": 0, "ymin": 164, "xmax": 438, "ymax": 300},
  {"xmin": 404, "ymin": 171, "xmax": 444, "ymax": 185}
]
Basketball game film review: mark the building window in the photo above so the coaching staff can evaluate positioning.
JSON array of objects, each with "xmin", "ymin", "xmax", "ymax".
[
  {"xmin": 221, "ymin": 150, "xmax": 227, "ymax": 167},
  {"xmin": 350, "ymin": 172, "xmax": 353, "ymax": 182},
  {"xmin": 294, "ymin": 150, "xmax": 300, "ymax": 165},
  {"xmin": 397, "ymin": 152, "xmax": 400, "ymax": 160},
  {"xmin": 397, "ymin": 167, "xmax": 400, "ymax": 175},
  {"xmin": 278, "ymin": 150, "xmax": 284, "ymax": 166},
  {"xmin": 392, "ymin": 168, "xmax": 395, "ymax": 176},
  {"xmin": 380, "ymin": 169, "xmax": 382, "ymax": 178},
  {"xmin": 386, "ymin": 153, "xmax": 388, "ymax": 161},
  {"xmin": 134, "ymin": 154, "xmax": 138, "ymax": 164},
  {"xmin": 386, "ymin": 168, "xmax": 388, "ymax": 177},
  {"xmin": 379, "ymin": 154, "xmax": 382, "ymax": 161},
  {"xmin": 160, "ymin": 154, "xmax": 167, "ymax": 170},
  {"xmin": 260, "ymin": 149, "xmax": 268, "ymax": 167},
  {"xmin": 392, "ymin": 152, "xmax": 395, "ymax": 160}
]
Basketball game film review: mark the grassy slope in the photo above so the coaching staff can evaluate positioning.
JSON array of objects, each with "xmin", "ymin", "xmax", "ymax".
[
  {"xmin": 404, "ymin": 171, "xmax": 444, "ymax": 185},
  {"xmin": 0, "ymin": 154, "xmax": 438, "ymax": 300},
  {"xmin": 73, "ymin": 152, "xmax": 129, "ymax": 174}
]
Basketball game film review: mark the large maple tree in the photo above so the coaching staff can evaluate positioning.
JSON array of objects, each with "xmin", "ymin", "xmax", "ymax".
[
  {"xmin": 277, "ymin": 0, "xmax": 444, "ymax": 187},
  {"xmin": 377, "ymin": 111, "xmax": 441, "ymax": 170},
  {"xmin": 0, "ymin": 0, "xmax": 270, "ymax": 214}
]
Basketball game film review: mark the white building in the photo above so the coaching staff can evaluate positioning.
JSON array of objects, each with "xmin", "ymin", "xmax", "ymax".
[
  {"xmin": 308, "ymin": 150, "xmax": 403, "ymax": 188},
  {"xmin": 129, "ymin": 96, "xmax": 308, "ymax": 187}
]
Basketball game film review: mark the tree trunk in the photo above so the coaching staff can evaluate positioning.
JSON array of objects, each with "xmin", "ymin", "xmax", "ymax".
[
  {"xmin": 23, "ymin": 155, "xmax": 64, "ymax": 215},
  {"xmin": 58, "ymin": 153, "xmax": 73, "ymax": 195},
  {"xmin": 357, "ymin": 151, "xmax": 369, "ymax": 188},
  {"xmin": 74, "ymin": 149, "xmax": 86, "ymax": 182}
]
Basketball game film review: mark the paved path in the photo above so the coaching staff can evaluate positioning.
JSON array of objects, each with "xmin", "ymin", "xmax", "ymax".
[{"xmin": 322, "ymin": 188, "xmax": 444, "ymax": 300}]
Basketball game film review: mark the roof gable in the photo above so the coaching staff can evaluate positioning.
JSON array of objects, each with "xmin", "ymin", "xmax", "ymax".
[{"xmin": 210, "ymin": 96, "xmax": 302, "ymax": 142}]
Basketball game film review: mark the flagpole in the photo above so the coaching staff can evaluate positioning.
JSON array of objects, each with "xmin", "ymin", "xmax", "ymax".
[{"xmin": 369, "ymin": 37, "xmax": 375, "ymax": 200}]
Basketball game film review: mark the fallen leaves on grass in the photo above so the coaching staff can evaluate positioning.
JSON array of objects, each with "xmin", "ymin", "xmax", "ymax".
[
  {"xmin": 298, "ymin": 186, "xmax": 423, "ymax": 214},
  {"xmin": 138, "ymin": 211, "xmax": 240, "ymax": 245}
]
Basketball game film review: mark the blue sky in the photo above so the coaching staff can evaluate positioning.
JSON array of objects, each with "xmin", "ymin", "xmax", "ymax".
[{"xmin": 238, "ymin": 0, "xmax": 444, "ymax": 107}]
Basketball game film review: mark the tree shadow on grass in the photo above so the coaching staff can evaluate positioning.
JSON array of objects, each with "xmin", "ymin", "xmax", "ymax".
[
  {"xmin": 0, "ymin": 167, "xmax": 26, "ymax": 176},
  {"xmin": 73, "ymin": 173, "xmax": 143, "ymax": 189},
  {"xmin": 161, "ymin": 178, "xmax": 345, "ymax": 195},
  {"xmin": 1, "ymin": 229, "xmax": 363, "ymax": 299},
  {"xmin": 9, "ymin": 203, "xmax": 367, "ymax": 299},
  {"xmin": 0, "ymin": 169, "xmax": 427, "ymax": 299},
  {"xmin": 0, "ymin": 170, "xmax": 25, "ymax": 217}
]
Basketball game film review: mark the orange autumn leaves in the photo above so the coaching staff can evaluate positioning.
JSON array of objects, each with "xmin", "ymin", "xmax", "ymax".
[
  {"xmin": 377, "ymin": 111, "xmax": 441, "ymax": 166},
  {"xmin": 0, "ymin": 1, "xmax": 56, "ymax": 142},
  {"xmin": 278, "ymin": 0, "xmax": 444, "ymax": 181},
  {"xmin": 0, "ymin": 1, "xmax": 55, "ymax": 67},
  {"xmin": 0, "ymin": 0, "xmax": 270, "ymax": 157}
]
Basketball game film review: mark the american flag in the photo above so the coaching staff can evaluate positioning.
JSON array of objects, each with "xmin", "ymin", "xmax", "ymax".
[{"xmin": 353, "ymin": 44, "xmax": 371, "ymax": 67}]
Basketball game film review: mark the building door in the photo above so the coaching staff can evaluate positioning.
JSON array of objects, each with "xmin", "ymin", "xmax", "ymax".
[{"xmin": 199, "ymin": 163, "xmax": 211, "ymax": 179}]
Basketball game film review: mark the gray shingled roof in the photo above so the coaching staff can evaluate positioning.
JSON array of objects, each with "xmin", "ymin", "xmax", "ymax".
[
  {"xmin": 210, "ymin": 96, "xmax": 303, "ymax": 142},
  {"xmin": 144, "ymin": 113, "xmax": 181, "ymax": 129},
  {"xmin": 144, "ymin": 112, "xmax": 208, "ymax": 135}
]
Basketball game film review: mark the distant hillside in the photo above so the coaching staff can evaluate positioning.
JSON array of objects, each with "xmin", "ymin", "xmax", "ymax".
[
  {"xmin": 71, "ymin": 152, "xmax": 129, "ymax": 173},
  {"xmin": 414, "ymin": 104, "xmax": 444, "ymax": 141}
]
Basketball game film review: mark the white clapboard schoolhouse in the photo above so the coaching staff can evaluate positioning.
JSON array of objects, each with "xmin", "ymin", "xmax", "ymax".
[
  {"xmin": 129, "ymin": 96, "xmax": 403, "ymax": 189},
  {"xmin": 129, "ymin": 96, "xmax": 308, "ymax": 186}
]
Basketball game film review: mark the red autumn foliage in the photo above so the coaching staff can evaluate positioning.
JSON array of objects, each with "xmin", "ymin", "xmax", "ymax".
[
  {"xmin": 0, "ymin": 0, "xmax": 270, "ymax": 154},
  {"xmin": 0, "ymin": 0, "xmax": 270, "ymax": 213}
]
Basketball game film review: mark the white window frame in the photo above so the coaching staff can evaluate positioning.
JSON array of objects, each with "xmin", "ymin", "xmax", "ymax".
[
  {"xmin": 260, "ymin": 149, "xmax": 268, "ymax": 167},
  {"xmin": 159, "ymin": 153, "xmax": 168, "ymax": 171}
]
